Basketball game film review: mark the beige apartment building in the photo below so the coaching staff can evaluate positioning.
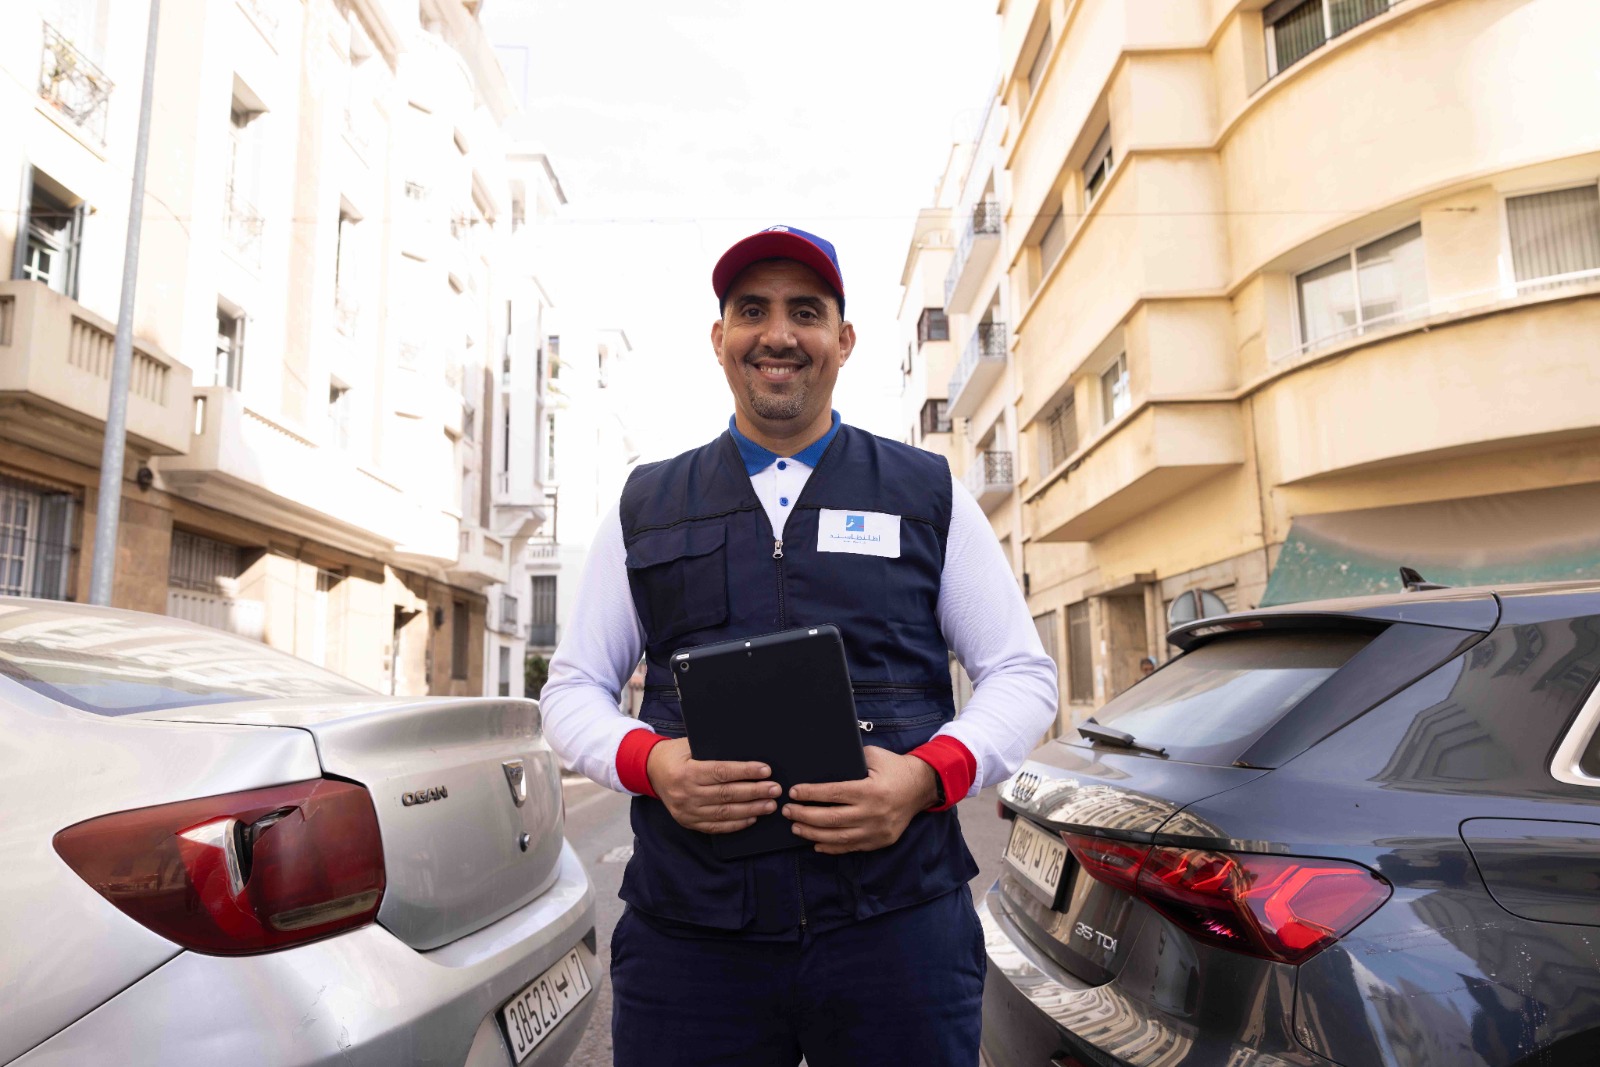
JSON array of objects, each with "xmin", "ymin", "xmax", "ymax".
[
  {"xmin": 1, "ymin": 0, "xmax": 566, "ymax": 697},
  {"xmin": 904, "ymin": 0, "xmax": 1600, "ymax": 730}
]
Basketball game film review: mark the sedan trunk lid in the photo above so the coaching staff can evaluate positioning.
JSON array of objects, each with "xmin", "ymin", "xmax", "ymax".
[{"xmin": 145, "ymin": 696, "xmax": 564, "ymax": 950}]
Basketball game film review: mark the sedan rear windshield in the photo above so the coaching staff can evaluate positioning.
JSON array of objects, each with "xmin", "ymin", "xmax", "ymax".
[
  {"xmin": 1086, "ymin": 630, "xmax": 1373, "ymax": 765},
  {"xmin": 0, "ymin": 602, "xmax": 372, "ymax": 716}
]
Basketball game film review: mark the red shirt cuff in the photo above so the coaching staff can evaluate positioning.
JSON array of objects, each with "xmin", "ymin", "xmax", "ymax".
[
  {"xmin": 616, "ymin": 729, "xmax": 667, "ymax": 798},
  {"xmin": 910, "ymin": 736, "xmax": 976, "ymax": 812}
]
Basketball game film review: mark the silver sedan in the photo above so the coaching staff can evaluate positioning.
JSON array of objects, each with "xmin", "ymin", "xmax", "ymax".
[{"xmin": 0, "ymin": 597, "xmax": 596, "ymax": 1066}]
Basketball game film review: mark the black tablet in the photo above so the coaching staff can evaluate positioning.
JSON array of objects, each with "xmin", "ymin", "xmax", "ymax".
[{"xmin": 671, "ymin": 625, "xmax": 867, "ymax": 860}]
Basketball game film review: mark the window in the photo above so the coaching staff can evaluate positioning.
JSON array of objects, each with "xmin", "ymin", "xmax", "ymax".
[
  {"xmin": 328, "ymin": 383, "xmax": 351, "ymax": 450},
  {"xmin": 902, "ymin": 343, "xmax": 913, "ymax": 382},
  {"xmin": 1100, "ymin": 354, "xmax": 1130, "ymax": 423},
  {"xmin": 1083, "ymin": 126, "xmax": 1114, "ymax": 208},
  {"xmin": 1038, "ymin": 205, "xmax": 1067, "ymax": 278},
  {"xmin": 168, "ymin": 530, "xmax": 243, "ymax": 594},
  {"xmin": 0, "ymin": 476, "xmax": 73, "ymax": 600},
  {"xmin": 17, "ymin": 174, "xmax": 84, "ymax": 298},
  {"xmin": 1024, "ymin": 23, "xmax": 1053, "ymax": 103},
  {"xmin": 1086, "ymin": 630, "xmax": 1373, "ymax": 764},
  {"xmin": 1040, "ymin": 392, "xmax": 1078, "ymax": 472},
  {"xmin": 498, "ymin": 645, "xmax": 511, "ymax": 697},
  {"xmin": 528, "ymin": 575, "xmax": 557, "ymax": 646},
  {"xmin": 916, "ymin": 307, "xmax": 949, "ymax": 345},
  {"xmin": 224, "ymin": 101, "xmax": 265, "ymax": 265},
  {"xmin": 1166, "ymin": 588, "xmax": 1231, "ymax": 628},
  {"xmin": 1296, "ymin": 223, "xmax": 1426, "ymax": 351},
  {"xmin": 1266, "ymin": 0, "xmax": 1390, "ymax": 76},
  {"xmin": 1506, "ymin": 186, "xmax": 1600, "ymax": 290},
  {"xmin": 451, "ymin": 599, "xmax": 470, "ymax": 679},
  {"xmin": 213, "ymin": 307, "xmax": 245, "ymax": 390},
  {"xmin": 547, "ymin": 335, "xmax": 561, "ymax": 379},
  {"xmin": 0, "ymin": 599, "xmax": 371, "ymax": 717},
  {"xmin": 544, "ymin": 413, "xmax": 558, "ymax": 482},
  {"xmin": 920, "ymin": 399, "xmax": 951, "ymax": 436},
  {"xmin": 1066, "ymin": 600, "xmax": 1093, "ymax": 704},
  {"xmin": 334, "ymin": 206, "xmax": 360, "ymax": 333}
]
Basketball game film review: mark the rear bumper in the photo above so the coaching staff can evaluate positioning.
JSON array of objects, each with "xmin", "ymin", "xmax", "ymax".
[
  {"xmin": 15, "ymin": 840, "xmax": 597, "ymax": 1067},
  {"xmin": 977, "ymin": 886, "xmax": 1325, "ymax": 1067}
]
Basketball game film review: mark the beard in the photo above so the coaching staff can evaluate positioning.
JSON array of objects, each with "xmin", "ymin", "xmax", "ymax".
[{"xmin": 743, "ymin": 351, "xmax": 809, "ymax": 420}]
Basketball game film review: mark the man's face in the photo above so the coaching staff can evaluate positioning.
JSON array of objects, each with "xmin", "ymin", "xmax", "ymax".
[{"xmin": 711, "ymin": 259, "xmax": 855, "ymax": 439}]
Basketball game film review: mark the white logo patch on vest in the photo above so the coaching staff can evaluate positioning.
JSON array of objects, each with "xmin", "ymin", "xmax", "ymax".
[{"xmin": 816, "ymin": 509, "xmax": 901, "ymax": 558}]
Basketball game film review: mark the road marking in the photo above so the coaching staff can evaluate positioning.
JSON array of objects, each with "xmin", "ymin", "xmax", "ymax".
[{"xmin": 600, "ymin": 845, "xmax": 634, "ymax": 864}]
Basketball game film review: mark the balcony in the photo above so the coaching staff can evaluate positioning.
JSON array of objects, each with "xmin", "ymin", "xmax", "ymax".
[
  {"xmin": 0, "ymin": 281, "xmax": 190, "ymax": 464},
  {"xmin": 38, "ymin": 22, "xmax": 112, "ymax": 143},
  {"xmin": 963, "ymin": 450, "xmax": 1014, "ymax": 513},
  {"xmin": 944, "ymin": 199, "xmax": 1001, "ymax": 311},
  {"xmin": 159, "ymin": 387, "xmax": 457, "ymax": 562},
  {"xmin": 449, "ymin": 525, "xmax": 507, "ymax": 590},
  {"xmin": 527, "ymin": 622, "xmax": 557, "ymax": 648},
  {"xmin": 947, "ymin": 322, "xmax": 1007, "ymax": 419},
  {"xmin": 1028, "ymin": 403, "xmax": 1245, "ymax": 542}
]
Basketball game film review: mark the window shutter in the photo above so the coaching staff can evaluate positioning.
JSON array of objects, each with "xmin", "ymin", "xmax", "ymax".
[{"xmin": 1507, "ymin": 186, "xmax": 1600, "ymax": 287}]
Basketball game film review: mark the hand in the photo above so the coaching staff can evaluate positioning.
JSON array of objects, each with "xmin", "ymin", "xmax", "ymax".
[
  {"xmin": 646, "ymin": 737, "xmax": 782, "ymax": 834},
  {"xmin": 783, "ymin": 747, "xmax": 940, "ymax": 855}
]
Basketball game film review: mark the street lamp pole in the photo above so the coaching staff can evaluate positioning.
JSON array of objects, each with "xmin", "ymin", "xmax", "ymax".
[{"xmin": 88, "ymin": 0, "xmax": 161, "ymax": 605}]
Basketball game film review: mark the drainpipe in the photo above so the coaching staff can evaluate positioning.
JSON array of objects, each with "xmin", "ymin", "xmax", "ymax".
[{"xmin": 88, "ymin": 0, "xmax": 161, "ymax": 605}]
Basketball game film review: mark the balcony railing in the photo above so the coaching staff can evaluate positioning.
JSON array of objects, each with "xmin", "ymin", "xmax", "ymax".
[
  {"xmin": 224, "ymin": 188, "xmax": 264, "ymax": 266},
  {"xmin": 527, "ymin": 622, "xmax": 557, "ymax": 647},
  {"xmin": 947, "ymin": 322, "xmax": 1007, "ymax": 418},
  {"xmin": 39, "ymin": 22, "xmax": 112, "ymax": 142},
  {"xmin": 944, "ymin": 199, "xmax": 1002, "ymax": 308},
  {"xmin": 526, "ymin": 541, "xmax": 559, "ymax": 561},
  {"xmin": 963, "ymin": 450, "xmax": 1014, "ymax": 512}
]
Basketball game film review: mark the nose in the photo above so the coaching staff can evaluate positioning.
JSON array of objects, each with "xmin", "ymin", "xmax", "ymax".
[{"xmin": 758, "ymin": 314, "xmax": 797, "ymax": 351}]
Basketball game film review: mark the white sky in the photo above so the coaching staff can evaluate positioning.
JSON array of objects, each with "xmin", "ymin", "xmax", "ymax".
[{"xmin": 483, "ymin": 0, "xmax": 999, "ymax": 461}]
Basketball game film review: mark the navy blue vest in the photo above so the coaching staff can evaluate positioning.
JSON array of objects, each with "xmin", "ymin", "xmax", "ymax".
[{"xmin": 617, "ymin": 424, "xmax": 978, "ymax": 935}]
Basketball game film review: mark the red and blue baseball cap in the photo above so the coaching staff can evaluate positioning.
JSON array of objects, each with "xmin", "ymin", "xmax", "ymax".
[{"xmin": 712, "ymin": 225, "xmax": 845, "ymax": 316}]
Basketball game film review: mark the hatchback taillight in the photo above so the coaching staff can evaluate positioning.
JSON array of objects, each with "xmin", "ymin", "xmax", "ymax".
[
  {"xmin": 54, "ymin": 778, "xmax": 386, "ymax": 956},
  {"xmin": 1062, "ymin": 832, "xmax": 1389, "ymax": 965}
]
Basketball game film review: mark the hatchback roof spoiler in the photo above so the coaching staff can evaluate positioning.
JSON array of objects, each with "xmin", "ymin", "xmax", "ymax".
[{"xmin": 1167, "ymin": 587, "xmax": 1500, "ymax": 652}]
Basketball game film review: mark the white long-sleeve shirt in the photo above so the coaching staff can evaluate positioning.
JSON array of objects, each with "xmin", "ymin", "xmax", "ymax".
[{"xmin": 540, "ymin": 445, "xmax": 1058, "ymax": 800}]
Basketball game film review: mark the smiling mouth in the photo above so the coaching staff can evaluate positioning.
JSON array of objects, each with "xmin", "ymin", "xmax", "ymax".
[{"xmin": 747, "ymin": 359, "xmax": 808, "ymax": 384}]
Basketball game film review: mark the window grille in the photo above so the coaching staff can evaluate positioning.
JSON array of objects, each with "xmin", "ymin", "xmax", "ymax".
[
  {"xmin": 0, "ymin": 477, "xmax": 73, "ymax": 599},
  {"xmin": 1041, "ymin": 393, "xmax": 1077, "ymax": 472}
]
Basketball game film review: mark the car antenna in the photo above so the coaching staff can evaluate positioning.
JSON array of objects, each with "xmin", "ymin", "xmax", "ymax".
[{"xmin": 1399, "ymin": 566, "xmax": 1449, "ymax": 593}]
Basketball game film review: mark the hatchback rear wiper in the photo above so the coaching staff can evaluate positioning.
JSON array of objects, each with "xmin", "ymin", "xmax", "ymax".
[{"xmin": 1077, "ymin": 717, "xmax": 1168, "ymax": 757}]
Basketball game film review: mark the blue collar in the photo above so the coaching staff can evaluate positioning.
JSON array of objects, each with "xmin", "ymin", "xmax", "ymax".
[{"xmin": 728, "ymin": 411, "xmax": 842, "ymax": 476}]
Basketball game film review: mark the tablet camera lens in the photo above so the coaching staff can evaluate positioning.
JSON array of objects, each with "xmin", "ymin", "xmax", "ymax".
[{"xmin": 677, "ymin": 660, "xmax": 690, "ymax": 672}]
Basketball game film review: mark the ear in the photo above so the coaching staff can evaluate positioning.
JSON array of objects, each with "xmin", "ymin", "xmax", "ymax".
[
  {"xmin": 710, "ymin": 318, "xmax": 724, "ymax": 364},
  {"xmin": 836, "ymin": 321, "xmax": 856, "ymax": 366}
]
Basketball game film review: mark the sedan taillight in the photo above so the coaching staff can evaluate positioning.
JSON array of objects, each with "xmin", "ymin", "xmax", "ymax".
[
  {"xmin": 1062, "ymin": 832, "xmax": 1389, "ymax": 965},
  {"xmin": 54, "ymin": 778, "xmax": 386, "ymax": 956}
]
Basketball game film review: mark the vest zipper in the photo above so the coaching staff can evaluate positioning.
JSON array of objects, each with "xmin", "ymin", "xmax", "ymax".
[{"xmin": 773, "ymin": 538, "xmax": 783, "ymax": 560}]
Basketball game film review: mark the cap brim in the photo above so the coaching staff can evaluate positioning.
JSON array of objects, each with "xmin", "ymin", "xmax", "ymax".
[{"xmin": 712, "ymin": 232, "xmax": 845, "ymax": 305}]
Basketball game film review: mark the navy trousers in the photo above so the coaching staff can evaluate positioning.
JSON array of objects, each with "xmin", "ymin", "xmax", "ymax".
[{"xmin": 609, "ymin": 887, "xmax": 986, "ymax": 1067}]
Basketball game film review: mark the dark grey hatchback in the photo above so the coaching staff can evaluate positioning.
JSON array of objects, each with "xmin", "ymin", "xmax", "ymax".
[{"xmin": 982, "ymin": 582, "xmax": 1600, "ymax": 1067}]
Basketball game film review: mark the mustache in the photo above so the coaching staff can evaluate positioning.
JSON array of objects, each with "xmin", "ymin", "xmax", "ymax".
[{"xmin": 744, "ymin": 348, "xmax": 810, "ymax": 366}]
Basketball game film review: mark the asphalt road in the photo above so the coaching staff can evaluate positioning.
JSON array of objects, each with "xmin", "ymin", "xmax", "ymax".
[{"xmin": 557, "ymin": 775, "xmax": 1015, "ymax": 1066}]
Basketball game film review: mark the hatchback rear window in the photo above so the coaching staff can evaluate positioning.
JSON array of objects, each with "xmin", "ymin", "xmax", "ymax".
[
  {"xmin": 1086, "ymin": 630, "xmax": 1374, "ymax": 765},
  {"xmin": 0, "ymin": 602, "xmax": 372, "ymax": 716}
]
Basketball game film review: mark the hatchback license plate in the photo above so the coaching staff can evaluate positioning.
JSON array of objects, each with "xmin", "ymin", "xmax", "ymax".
[
  {"xmin": 1005, "ymin": 817, "xmax": 1069, "ymax": 905},
  {"xmin": 500, "ymin": 947, "xmax": 593, "ymax": 1063}
]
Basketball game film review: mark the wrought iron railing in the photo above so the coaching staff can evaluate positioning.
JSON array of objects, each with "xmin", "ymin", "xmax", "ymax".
[
  {"xmin": 945, "ymin": 199, "xmax": 1002, "ymax": 306},
  {"xmin": 947, "ymin": 322, "xmax": 1007, "ymax": 404},
  {"xmin": 963, "ymin": 450, "xmax": 1014, "ymax": 498},
  {"xmin": 39, "ymin": 22, "xmax": 112, "ymax": 142}
]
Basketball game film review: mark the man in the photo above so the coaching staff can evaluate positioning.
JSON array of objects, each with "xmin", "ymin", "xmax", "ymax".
[{"xmin": 541, "ymin": 226, "xmax": 1057, "ymax": 1066}]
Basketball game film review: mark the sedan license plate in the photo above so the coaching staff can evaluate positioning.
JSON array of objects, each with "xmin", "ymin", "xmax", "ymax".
[
  {"xmin": 1005, "ymin": 817, "xmax": 1069, "ymax": 906},
  {"xmin": 500, "ymin": 947, "xmax": 593, "ymax": 1063}
]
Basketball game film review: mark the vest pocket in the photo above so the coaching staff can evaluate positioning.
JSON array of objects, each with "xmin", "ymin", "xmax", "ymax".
[{"xmin": 625, "ymin": 524, "xmax": 729, "ymax": 647}]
